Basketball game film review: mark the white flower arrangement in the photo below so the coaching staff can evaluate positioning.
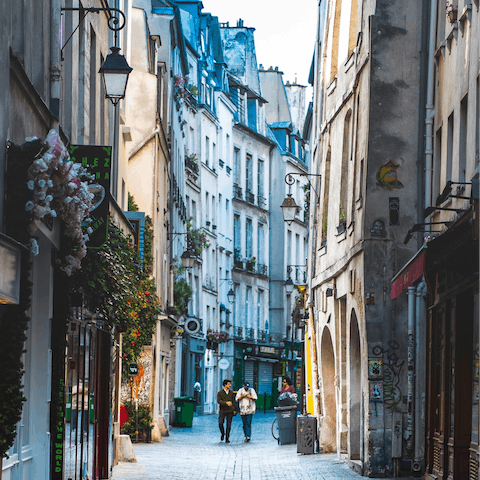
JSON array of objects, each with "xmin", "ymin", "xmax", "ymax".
[{"xmin": 25, "ymin": 129, "xmax": 94, "ymax": 275}]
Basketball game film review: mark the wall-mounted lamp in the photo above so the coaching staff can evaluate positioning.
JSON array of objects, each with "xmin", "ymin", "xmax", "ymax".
[
  {"xmin": 284, "ymin": 277, "xmax": 294, "ymax": 295},
  {"xmin": 220, "ymin": 279, "xmax": 236, "ymax": 304},
  {"xmin": 180, "ymin": 249, "xmax": 196, "ymax": 269},
  {"xmin": 281, "ymin": 172, "xmax": 321, "ymax": 225},
  {"xmin": 99, "ymin": 46, "xmax": 133, "ymax": 106},
  {"xmin": 61, "ymin": 6, "xmax": 132, "ymax": 198}
]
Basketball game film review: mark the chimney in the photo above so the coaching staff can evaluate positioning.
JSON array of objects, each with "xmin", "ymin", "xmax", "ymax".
[{"xmin": 237, "ymin": 19, "xmax": 243, "ymax": 27}]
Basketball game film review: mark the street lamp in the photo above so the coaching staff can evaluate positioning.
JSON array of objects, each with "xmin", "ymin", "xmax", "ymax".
[
  {"xmin": 284, "ymin": 277, "xmax": 294, "ymax": 295},
  {"xmin": 281, "ymin": 194, "xmax": 299, "ymax": 226},
  {"xmin": 220, "ymin": 279, "xmax": 236, "ymax": 304},
  {"xmin": 181, "ymin": 249, "xmax": 196, "ymax": 269},
  {"xmin": 281, "ymin": 172, "xmax": 322, "ymax": 225},
  {"xmin": 99, "ymin": 46, "xmax": 133, "ymax": 105}
]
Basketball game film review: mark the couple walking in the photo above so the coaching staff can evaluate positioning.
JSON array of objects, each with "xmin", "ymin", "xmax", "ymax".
[{"xmin": 217, "ymin": 379, "xmax": 257, "ymax": 443}]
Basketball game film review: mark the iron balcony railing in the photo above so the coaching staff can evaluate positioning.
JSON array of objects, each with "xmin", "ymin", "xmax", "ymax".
[
  {"xmin": 233, "ymin": 326, "xmax": 243, "ymax": 339},
  {"xmin": 246, "ymin": 328, "xmax": 255, "ymax": 340},
  {"xmin": 245, "ymin": 190, "xmax": 255, "ymax": 205},
  {"xmin": 257, "ymin": 264, "xmax": 268, "ymax": 276},
  {"xmin": 233, "ymin": 184, "xmax": 242, "ymax": 200}
]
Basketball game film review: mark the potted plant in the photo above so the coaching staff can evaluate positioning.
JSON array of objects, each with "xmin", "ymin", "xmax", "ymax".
[
  {"xmin": 234, "ymin": 247, "xmax": 243, "ymax": 268},
  {"xmin": 322, "ymin": 210, "xmax": 328, "ymax": 241},
  {"xmin": 246, "ymin": 256, "xmax": 256, "ymax": 272},
  {"xmin": 446, "ymin": 1, "xmax": 458, "ymax": 22},
  {"xmin": 337, "ymin": 205, "xmax": 347, "ymax": 234}
]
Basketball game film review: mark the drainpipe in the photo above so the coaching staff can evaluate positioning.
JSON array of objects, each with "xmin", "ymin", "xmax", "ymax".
[
  {"xmin": 413, "ymin": 280, "xmax": 427, "ymax": 473},
  {"xmin": 424, "ymin": 0, "xmax": 438, "ymax": 226},
  {"xmin": 50, "ymin": 0, "xmax": 61, "ymax": 123},
  {"xmin": 406, "ymin": 286, "xmax": 415, "ymax": 453}
]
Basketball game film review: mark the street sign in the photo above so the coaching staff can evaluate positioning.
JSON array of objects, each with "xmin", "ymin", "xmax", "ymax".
[
  {"xmin": 128, "ymin": 363, "xmax": 138, "ymax": 376},
  {"xmin": 218, "ymin": 358, "xmax": 230, "ymax": 370}
]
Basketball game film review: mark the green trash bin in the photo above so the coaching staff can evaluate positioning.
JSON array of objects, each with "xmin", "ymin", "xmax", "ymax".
[{"xmin": 173, "ymin": 397, "xmax": 195, "ymax": 427}]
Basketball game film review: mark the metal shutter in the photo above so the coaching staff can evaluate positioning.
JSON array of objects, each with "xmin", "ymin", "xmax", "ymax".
[{"xmin": 258, "ymin": 362, "xmax": 273, "ymax": 395}]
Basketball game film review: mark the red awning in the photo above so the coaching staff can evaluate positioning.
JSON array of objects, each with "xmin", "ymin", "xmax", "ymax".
[{"xmin": 391, "ymin": 250, "xmax": 426, "ymax": 300}]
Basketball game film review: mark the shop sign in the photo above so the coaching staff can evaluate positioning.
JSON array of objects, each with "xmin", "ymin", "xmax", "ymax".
[
  {"xmin": 218, "ymin": 358, "xmax": 230, "ymax": 370},
  {"xmin": 128, "ymin": 363, "xmax": 138, "ymax": 376},
  {"xmin": 259, "ymin": 346, "xmax": 277, "ymax": 355},
  {"xmin": 69, "ymin": 145, "xmax": 112, "ymax": 248},
  {"xmin": 190, "ymin": 337, "xmax": 206, "ymax": 354},
  {"xmin": 52, "ymin": 378, "xmax": 65, "ymax": 479},
  {"xmin": 391, "ymin": 250, "xmax": 425, "ymax": 300}
]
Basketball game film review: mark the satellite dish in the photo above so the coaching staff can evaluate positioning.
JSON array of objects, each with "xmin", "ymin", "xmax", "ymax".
[{"xmin": 184, "ymin": 317, "xmax": 201, "ymax": 335}]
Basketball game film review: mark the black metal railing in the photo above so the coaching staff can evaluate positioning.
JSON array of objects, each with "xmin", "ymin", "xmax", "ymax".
[
  {"xmin": 257, "ymin": 264, "xmax": 268, "ymax": 276},
  {"xmin": 246, "ymin": 328, "xmax": 255, "ymax": 340},
  {"xmin": 258, "ymin": 196, "xmax": 267, "ymax": 208},
  {"xmin": 287, "ymin": 265, "xmax": 307, "ymax": 285},
  {"xmin": 258, "ymin": 330, "xmax": 267, "ymax": 341},
  {"xmin": 246, "ymin": 190, "xmax": 255, "ymax": 205},
  {"xmin": 233, "ymin": 184, "xmax": 242, "ymax": 200},
  {"xmin": 233, "ymin": 326, "xmax": 243, "ymax": 339}
]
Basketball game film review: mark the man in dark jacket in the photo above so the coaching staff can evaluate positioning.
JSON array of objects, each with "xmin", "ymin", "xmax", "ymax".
[{"xmin": 217, "ymin": 379, "xmax": 235, "ymax": 443}]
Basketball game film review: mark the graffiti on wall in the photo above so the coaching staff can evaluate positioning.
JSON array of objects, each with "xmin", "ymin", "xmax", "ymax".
[
  {"xmin": 376, "ymin": 160, "xmax": 404, "ymax": 190},
  {"xmin": 372, "ymin": 341, "xmax": 404, "ymax": 409}
]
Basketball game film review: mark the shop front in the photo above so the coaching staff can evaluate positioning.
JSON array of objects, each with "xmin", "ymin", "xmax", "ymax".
[{"xmin": 233, "ymin": 344, "xmax": 282, "ymax": 410}]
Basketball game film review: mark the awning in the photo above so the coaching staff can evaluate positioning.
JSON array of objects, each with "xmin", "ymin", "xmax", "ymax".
[{"xmin": 391, "ymin": 249, "xmax": 426, "ymax": 300}]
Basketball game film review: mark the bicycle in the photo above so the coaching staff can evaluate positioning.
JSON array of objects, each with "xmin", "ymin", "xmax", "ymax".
[{"xmin": 271, "ymin": 417, "xmax": 279, "ymax": 442}]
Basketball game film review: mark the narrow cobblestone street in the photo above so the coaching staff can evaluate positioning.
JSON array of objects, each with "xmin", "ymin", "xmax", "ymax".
[{"xmin": 112, "ymin": 412, "xmax": 377, "ymax": 480}]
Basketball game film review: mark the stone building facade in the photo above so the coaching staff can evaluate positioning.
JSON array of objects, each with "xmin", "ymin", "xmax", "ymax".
[{"xmin": 308, "ymin": 0, "xmax": 426, "ymax": 476}]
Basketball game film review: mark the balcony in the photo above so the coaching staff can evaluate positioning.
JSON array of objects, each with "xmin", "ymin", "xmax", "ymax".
[
  {"xmin": 246, "ymin": 328, "xmax": 255, "ymax": 340},
  {"xmin": 226, "ymin": 166, "xmax": 232, "ymax": 174},
  {"xmin": 233, "ymin": 184, "xmax": 242, "ymax": 200},
  {"xmin": 233, "ymin": 326, "xmax": 244, "ymax": 339},
  {"xmin": 258, "ymin": 330, "xmax": 267, "ymax": 342},
  {"xmin": 234, "ymin": 259, "xmax": 244, "ymax": 269},
  {"xmin": 286, "ymin": 265, "xmax": 307, "ymax": 285},
  {"xmin": 258, "ymin": 195, "xmax": 267, "ymax": 209},
  {"xmin": 257, "ymin": 264, "xmax": 268, "ymax": 276},
  {"xmin": 245, "ymin": 190, "xmax": 255, "ymax": 205},
  {"xmin": 185, "ymin": 155, "xmax": 199, "ymax": 174}
]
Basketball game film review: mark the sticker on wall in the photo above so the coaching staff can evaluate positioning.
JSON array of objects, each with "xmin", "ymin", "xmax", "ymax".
[
  {"xmin": 366, "ymin": 293, "xmax": 375, "ymax": 305},
  {"xmin": 370, "ymin": 381, "xmax": 383, "ymax": 401},
  {"xmin": 389, "ymin": 197, "xmax": 400, "ymax": 226},
  {"xmin": 376, "ymin": 160, "xmax": 404, "ymax": 190},
  {"xmin": 369, "ymin": 359, "xmax": 383, "ymax": 378},
  {"xmin": 370, "ymin": 219, "xmax": 387, "ymax": 238}
]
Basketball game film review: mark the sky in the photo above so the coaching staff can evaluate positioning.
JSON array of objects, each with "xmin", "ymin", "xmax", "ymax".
[{"xmin": 201, "ymin": 0, "xmax": 318, "ymax": 89}]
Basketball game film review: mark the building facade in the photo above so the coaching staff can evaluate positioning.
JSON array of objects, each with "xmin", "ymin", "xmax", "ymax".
[{"xmin": 308, "ymin": 0, "xmax": 426, "ymax": 476}]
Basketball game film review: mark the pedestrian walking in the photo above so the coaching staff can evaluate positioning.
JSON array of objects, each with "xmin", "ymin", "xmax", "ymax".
[
  {"xmin": 217, "ymin": 379, "xmax": 235, "ymax": 443},
  {"xmin": 235, "ymin": 381, "xmax": 257, "ymax": 442}
]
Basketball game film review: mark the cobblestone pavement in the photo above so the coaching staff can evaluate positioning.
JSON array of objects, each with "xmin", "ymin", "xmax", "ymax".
[{"xmin": 112, "ymin": 411, "xmax": 389, "ymax": 480}]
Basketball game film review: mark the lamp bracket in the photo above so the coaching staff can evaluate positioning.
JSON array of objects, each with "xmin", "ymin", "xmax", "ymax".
[
  {"xmin": 219, "ymin": 278, "xmax": 233, "ymax": 286},
  {"xmin": 284, "ymin": 172, "xmax": 321, "ymax": 198},
  {"xmin": 61, "ymin": 7, "xmax": 126, "ymax": 57}
]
